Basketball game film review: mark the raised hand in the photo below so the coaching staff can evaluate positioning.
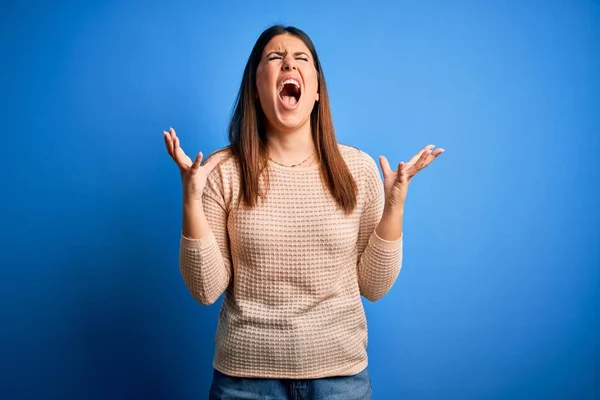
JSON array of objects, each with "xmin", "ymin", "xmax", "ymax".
[
  {"xmin": 379, "ymin": 144, "xmax": 444, "ymax": 208},
  {"xmin": 163, "ymin": 127, "xmax": 224, "ymax": 204}
]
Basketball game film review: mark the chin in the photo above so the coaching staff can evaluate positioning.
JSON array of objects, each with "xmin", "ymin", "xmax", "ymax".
[
  {"xmin": 274, "ymin": 111, "xmax": 311, "ymax": 132},
  {"xmin": 262, "ymin": 100, "xmax": 309, "ymax": 132}
]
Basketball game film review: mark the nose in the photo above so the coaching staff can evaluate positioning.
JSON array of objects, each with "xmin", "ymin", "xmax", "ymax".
[{"xmin": 282, "ymin": 55, "xmax": 297, "ymax": 71}]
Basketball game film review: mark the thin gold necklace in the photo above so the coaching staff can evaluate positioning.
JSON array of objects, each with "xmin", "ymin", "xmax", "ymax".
[{"xmin": 269, "ymin": 152, "xmax": 315, "ymax": 168}]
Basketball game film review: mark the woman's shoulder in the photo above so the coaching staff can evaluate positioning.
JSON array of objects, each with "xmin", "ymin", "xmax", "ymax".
[
  {"xmin": 201, "ymin": 146, "xmax": 241, "ymax": 191},
  {"xmin": 337, "ymin": 143, "xmax": 382, "ymax": 202},
  {"xmin": 204, "ymin": 145, "xmax": 234, "ymax": 163},
  {"xmin": 337, "ymin": 143, "xmax": 379, "ymax": 174},
  {"xmin": 204, "ymin": 146, "xmax": 237, "ymax": 172}
]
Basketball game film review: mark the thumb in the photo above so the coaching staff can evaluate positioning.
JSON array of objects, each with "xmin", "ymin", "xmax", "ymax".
[
  {"xmin": 189, "ymin": 152, "xmax": 203, "ymax": 175},
  {"xmin": 379, "ymin": 155, "xmax": 392, "ymax": 177}
]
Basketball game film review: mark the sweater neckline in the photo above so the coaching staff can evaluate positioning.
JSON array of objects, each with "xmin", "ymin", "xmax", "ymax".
[{"xmin": 267, "ymin": 159, "xmax": 320, "ymax": 172}]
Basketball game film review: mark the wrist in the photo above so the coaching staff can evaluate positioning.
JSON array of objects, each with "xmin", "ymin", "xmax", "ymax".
[
  {"xmin": 387, "ymin": 184, "xmax": 409, "ymax": 212},
  {"xmin": 376, "ymin": 204, "xmax": 404, "ymax": 242},
  {"xmin": 183, "ymin": 199, "xmax": 203, "ymax": 211},
  {"xmin": 383, "ymin": 201, "xmax": 405, "ymax": 216}
]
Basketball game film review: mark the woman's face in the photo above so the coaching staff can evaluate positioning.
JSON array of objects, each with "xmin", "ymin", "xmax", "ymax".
[{"xmin": 255, "ymin": 34, "xmax": 320, "ymax": 134}]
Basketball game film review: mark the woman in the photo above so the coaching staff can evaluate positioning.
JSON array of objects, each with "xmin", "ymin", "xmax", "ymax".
[{"xmin": 163, "ymin": 24, "xmax": 443, "ymax": 400}]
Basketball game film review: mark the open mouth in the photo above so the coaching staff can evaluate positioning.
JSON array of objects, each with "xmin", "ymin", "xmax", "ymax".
[{"xmin": 278, "ymin": 78, "xmax": 301, "ymax": 108}]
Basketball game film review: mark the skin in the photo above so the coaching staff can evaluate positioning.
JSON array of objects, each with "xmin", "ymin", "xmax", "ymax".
[
  {"xmin": 376, "ymin": 145, "xmax": 445, "ymax": 241},
  {"xmin": 255, "ymin": 33, "xmax": 320, "ymax": 165},
  {"xmin": 163, "ymin": 33, "xmax": 445, "ymax": 241},
  {"xmin": 163, "ymin": 127, "xmax": 224, "ymax": 239}
]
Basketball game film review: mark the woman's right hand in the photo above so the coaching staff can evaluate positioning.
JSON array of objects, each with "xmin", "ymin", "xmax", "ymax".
[{"xmin": 163, "ymin": 127, "xmax": 224, "ymax": 204}]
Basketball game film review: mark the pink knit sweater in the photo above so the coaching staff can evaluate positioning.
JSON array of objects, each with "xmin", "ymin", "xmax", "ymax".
[{"xmin": 179, "ymin": 144, "xmax": 403, "ymax": 379}]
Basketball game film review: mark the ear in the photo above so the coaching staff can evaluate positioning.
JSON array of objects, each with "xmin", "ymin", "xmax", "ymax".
[{"xmin": 316, "ymin": 92, "xmax": 320, "ymax": 102}]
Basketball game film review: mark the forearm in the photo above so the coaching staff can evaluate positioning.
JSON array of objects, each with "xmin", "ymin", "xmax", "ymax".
[
  {"xmin": 357, "ymin": 228, "xmax": 403, "ymax": 301},
  {"xmin": 355, "ymin": 156, "xmax": 405, "ymax": 301},
  {"xmin": 180, "ymin": 199, "xmax": 229, "ymax": 305},
  {"xmin": 179, "ymin": 232, "xmax": 229, "ymax": 305},
  {"xmin": 358, "ymin": 201, "xmax": 403, "ymax": 302},
  {"xmin": 375, "ymin": 203, "xmax": 404, "ymax": 241},
  {"xmin": 182, "ymin": 200, "xmax": 212, "ymax": 239},
  {"xmin": 179, "ymin": 199, "xmax": 230, "ymax": 305}
]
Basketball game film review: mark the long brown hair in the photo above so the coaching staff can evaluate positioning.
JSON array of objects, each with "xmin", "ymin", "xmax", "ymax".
[{"xmin": 227, "ymin": 25, "xmax": 357, "ymax": 214}]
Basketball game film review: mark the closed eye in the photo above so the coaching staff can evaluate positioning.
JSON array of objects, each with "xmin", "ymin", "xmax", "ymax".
[
  {"xmin": 294, "ymin": 52, "xmax": 310, "ymax": 61},
  {"xmin": 266, "ymin": 51, "xmax": 310, "ymax": 62},
  {"xmin": 267, "ymin": 51, "xmax": 284, "ymax": 61}
]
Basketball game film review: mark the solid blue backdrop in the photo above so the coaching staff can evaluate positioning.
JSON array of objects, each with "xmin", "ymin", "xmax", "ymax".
[{"xmin": 1, "ymin": 0, "xmax": 598, "ymax": 399}]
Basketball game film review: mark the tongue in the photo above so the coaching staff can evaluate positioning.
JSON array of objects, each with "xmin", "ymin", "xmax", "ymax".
[{"xmin": 283, "ymin": 95, "xmax": 298, "ymax": 107}]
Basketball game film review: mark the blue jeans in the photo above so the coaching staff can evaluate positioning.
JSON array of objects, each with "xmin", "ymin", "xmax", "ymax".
[{"xmin": 209, "ymin": 367, "xmax": 373, "ymax": 400}]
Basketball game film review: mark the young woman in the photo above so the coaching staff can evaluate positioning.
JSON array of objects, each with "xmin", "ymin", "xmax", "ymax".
[{"xmin": 163, "ymin": 24, "xmax": 443, "ymax": 400}]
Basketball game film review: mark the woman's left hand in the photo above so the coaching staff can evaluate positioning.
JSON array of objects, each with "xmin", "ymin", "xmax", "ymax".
[{"xmin": 379, "ymin": 144, "xmax": 445, "ymax": 210}]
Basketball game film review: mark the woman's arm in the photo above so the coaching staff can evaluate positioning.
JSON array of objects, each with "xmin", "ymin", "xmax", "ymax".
[
  {"xmin": 179, "ymin": 168, "xmax": 232, "ymax": 306},
  {"xmin": 355, "ymin": 155, "xmax": 403, "ymax": 302},
  {"xmin": 357, "ymin": 144, "xmax": 444, "ymax": 301},
  {"xmin": 375, "ymin": 205, "xmax": 404, "ymax": 242}
]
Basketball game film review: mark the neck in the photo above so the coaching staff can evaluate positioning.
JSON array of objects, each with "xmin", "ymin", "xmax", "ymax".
[{"xmin": 266, "ymin": 122, "xmax": 315, "ymax": 165}]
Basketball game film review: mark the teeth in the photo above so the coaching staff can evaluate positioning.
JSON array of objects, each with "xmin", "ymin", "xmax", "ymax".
[{"xmin": 278, "ymin": 78, "xmax": 300, "ymax": 93}]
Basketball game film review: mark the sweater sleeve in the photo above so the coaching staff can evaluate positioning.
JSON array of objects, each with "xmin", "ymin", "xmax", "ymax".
[
  {"xmin": 356, "ymin": 153, "xmax": 403, "ymax": 302},
  {"xmin": 179, "ymin": 165, "xmax": 232, "ymax": 305}
]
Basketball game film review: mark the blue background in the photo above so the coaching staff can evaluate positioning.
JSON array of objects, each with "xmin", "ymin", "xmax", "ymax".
[{"xmin": 1, "ymin": 0, "xmax": 598, "ymax": 399}]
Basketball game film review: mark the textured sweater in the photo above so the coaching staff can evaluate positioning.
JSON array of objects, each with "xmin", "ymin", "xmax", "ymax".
[{"xmin": 179, "ymin": 144, "xmax": 403, "ymax": 379}]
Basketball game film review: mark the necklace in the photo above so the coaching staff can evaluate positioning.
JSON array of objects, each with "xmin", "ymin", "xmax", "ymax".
[{"xmin": 269, "ymin": 152, "xmax": 315, "ymax": 168}]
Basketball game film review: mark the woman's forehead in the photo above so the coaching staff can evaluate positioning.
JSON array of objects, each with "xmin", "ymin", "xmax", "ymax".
[{"xmin": 263, "ymin": 34, "xmax": 310, "ymax": 54}]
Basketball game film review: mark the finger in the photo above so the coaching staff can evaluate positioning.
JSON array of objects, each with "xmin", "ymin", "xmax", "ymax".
[
  {"xmin": 173, "ymin": 134, "xmax": 181, "ymax": 156},
  {"xmin": 404, "ymin": 161, "xmax": 419, "ymax": 179},
  {"xmin": 420, "ymin": 146, "xmax": 444, "ymax": 169},
  {"xmin": 408, "ymin": 146, "xmax": 428, "ymax": 165},
  {"xmin": 396, "ymin": 161, "xmax": 407, "ymax": 182},
  {"xmin": 416, "ymin": 147, "xmax": 432, "ymax": 169},
  {"xmin": 419, "ymin": 144, "xmax": 434, "ymax": 156},
  {"xmin": 379, "ymin": 155, "xmax": 393, "ymax": 177},
  {"xmin": 408, "ymin": 161, "xmax": 421, "ymax": 176},
  {"xmin": 171, "ymin": 130, "xmax": 190, "ymax": 167},
  {"xmin": 432, "ymin": 148, "xmax": 445, "ymax": 157},
  {"xmin": 169, "ymin": 127, "xmax": 177, "ymax": 154},
  {"xmin": 189, "ymin": 152, "xmax": 203, "ymax": 175},
  {"xmin": 163, "ymin": 131, "xmax": 173, "ymax": 157}
]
